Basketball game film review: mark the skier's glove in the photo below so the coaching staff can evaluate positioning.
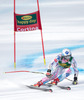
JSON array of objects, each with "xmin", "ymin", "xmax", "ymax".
[
  {"xmin": 73, "ymin": 76, "xmax": 78, "ymax": 85},
  {"xmin": 46, "ymin": 69, "xmax": 52, "ymax": 78}
]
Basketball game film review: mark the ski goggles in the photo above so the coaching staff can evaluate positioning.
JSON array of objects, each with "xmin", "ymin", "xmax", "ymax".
[{"xmin": 63, "ymin": 55, "xmax": 71, "ymax": 60}]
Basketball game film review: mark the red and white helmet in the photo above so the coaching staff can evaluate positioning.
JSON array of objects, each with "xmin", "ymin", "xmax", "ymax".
[{"xmin": 62, "ymin": 48, "xmax": 71, "ymax": 59}]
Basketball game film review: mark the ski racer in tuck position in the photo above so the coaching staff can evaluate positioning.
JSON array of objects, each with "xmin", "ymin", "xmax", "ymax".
[{"xmin": 34, "ymin": 48, "xmax": 79, "ymax": 87}]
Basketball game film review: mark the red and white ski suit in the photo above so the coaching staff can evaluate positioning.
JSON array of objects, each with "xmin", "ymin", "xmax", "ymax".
[{"xmin": 41, "ymin": 54, "xmax": 79, "ymax": 84}]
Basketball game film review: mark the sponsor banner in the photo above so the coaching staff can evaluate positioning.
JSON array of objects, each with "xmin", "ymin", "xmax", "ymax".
[{"xmin": 14, "ymin": 11, "xmax": 42, "ymax": 32}]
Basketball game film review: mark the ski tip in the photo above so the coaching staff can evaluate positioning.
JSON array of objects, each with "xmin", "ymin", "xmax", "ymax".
[
  {"xmin": 67, "ymin": 87, "xmax": 71, "ymax": 90},
  {"xmin": 49, "ymin": 89, "xmax": 53, "ymax": 92}
]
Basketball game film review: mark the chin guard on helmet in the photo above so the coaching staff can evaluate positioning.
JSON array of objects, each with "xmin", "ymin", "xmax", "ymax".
[{"xmin": 63, "ymin": 55, "xmax": 71, "ymax": 60}]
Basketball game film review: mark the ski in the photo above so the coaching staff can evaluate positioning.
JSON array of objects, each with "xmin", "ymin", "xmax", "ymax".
[
  {"xmin": 57, "ymin": 86, "xmax": 71, "ymax": 90},
  {"xmin": 43, "ymin": 83, "xmax": 71, "ymax": 90},
  {"xmin": 26, "ymin": 85, "xmax": 53, "ymax": 92}
]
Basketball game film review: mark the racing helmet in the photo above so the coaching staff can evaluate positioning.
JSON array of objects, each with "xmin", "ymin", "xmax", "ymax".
[{"xmin": 62, "ymin": 48, "xmax": 72, "ymax": 59}]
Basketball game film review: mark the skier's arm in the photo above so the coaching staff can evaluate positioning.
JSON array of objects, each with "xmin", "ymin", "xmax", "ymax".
[
  {"xmin": 48, "ymin": 60, "xmax": 55, "ymax": 69},
  {"xmin": 72, "ymin": 58, "xmax": 79, "ymax": 84},
  {"xmin": 48, "ymin": 56, "xmax": 58, "ymax": 69},
  {"xmin": 46, "ymin": 60, "xmax": 55, "ymax": 78},
  {"xmin": 46, "ymin": 57, "xmax": 58, "ymax": 78}
]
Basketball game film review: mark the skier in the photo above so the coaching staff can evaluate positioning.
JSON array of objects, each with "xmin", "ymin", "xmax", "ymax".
[{"xmin": 34, "ymin": 48, "xmax": 79, "ymax": 87}]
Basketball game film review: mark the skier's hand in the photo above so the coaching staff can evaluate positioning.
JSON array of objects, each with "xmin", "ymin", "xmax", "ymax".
[
  {"xmin": 72, "ymin": 76, "xmax": 78, "ymax": 85},
  {"xmin": 73, "ymin": 80, "xmax": 78, "ymax": 85},
  {"xmin": 46, "ymin": 69, "xmax": 52, "ymax": 78}
]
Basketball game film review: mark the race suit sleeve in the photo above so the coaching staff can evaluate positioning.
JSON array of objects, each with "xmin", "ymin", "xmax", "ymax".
[
  {"xmin": 48, "ymin": 60, "xmax": 55, "ymax": 69},
  {"xmin": 71, "ymin": 57, "xmax": 79, "ymax": 77},
  {"xmin": 48, "ymin": 55, "xmax": 60, "ymax": 69}
]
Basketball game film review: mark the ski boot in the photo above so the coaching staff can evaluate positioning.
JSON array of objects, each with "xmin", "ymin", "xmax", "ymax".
[
  {"xmin": 33, "ymin": 80, "xmax": 43, "ymax": 87},
  {"xmin": 51, "ymin": 78, "xmax": 59, "ymax": 85}
]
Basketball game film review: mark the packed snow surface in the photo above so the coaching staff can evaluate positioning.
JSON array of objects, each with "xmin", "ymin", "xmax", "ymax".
[{"xmin": 0, "ymin": 0, "xmax": 84, "ymax": 100}]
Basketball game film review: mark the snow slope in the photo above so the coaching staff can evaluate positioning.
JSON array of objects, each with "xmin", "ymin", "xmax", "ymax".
[{"xmin": 0, "ymin": 0, "xmax": 84, "ymax": 100}]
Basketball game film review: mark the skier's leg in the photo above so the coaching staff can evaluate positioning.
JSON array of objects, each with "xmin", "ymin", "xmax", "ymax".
[
  {"xmin": 40, "ymin": 66, "xmax": 65, "ymax": 85},
  {"xmin": 50, "ymin": 66, "xmax": 65, "ymax": 85},
  {"xmin": 41, "ymin": 66, "xmax": 64, "ymax": 84},
  {"xmin": 33, "ymin": 77, "xmax": 51, "ymax": 87},
  {"xmin": 56, "ymin": 68, "xmax": 72, "ymax": 83},
  {"xmin": 33, "ymin": 74, "xmax": 56, "ymax": 87},
  {"xmin": 33, "ymin": 66, "xmax": 62, "ymax": 87}
]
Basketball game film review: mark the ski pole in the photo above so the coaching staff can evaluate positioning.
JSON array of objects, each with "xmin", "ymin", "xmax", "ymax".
[
  {"xmin": 5, "ymin": 70, "xmax": 72, "ymax": 81},
  {"xmin": 4, "ymin": 70, "xmax": 46, "ymax": 75},
  {"xmin": 66, "ymin": 77, "xmax": 73, "ymax": 82}
]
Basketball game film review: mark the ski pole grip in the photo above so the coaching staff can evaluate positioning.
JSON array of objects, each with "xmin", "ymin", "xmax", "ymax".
[{"xmin": 47, "ymin": 69, "xmax": 51, "ymax": 73}]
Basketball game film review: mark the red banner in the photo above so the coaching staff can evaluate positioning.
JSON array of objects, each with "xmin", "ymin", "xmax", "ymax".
[{"xmin": 14, "ymin": 11, "xmax": 42, "ymax": 32}]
